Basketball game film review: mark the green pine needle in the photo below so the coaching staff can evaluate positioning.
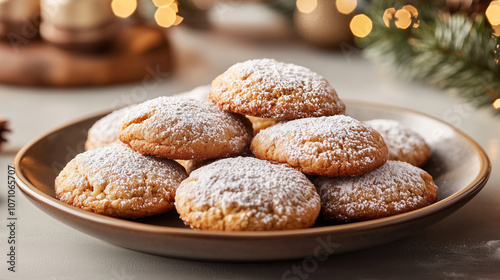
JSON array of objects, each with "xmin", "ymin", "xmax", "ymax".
[{"xmin": 360, "ymin": 0, "xmax": 500, "ymax": 113}]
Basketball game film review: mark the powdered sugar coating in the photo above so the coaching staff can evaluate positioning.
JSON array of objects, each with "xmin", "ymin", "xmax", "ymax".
[
  {"xmin": 251, "ymin": 115, "xmax": 388, "ymax": 176},
  {"xmin": 365, "ymin": 119, "xmax": 431, "ymax": 167},
  {"xmin": 315, "ymin": 160, "xmax": 438, "ymax": 223},
  {"xmin": 119, "ymin": 96, "xmax": 253, "ymax": 160},
  {"xmin": 85, "ymin": 105, "xmax": 136, "ymax": 150},
  {"xmin": 246, "ymin": 115, "xmax": 281, "ymax": 135},
  {"xmin": 209, "ymin": 58, "xmax": 345, "ymax": 119},
  {"xmin": 55, "ymin": 143, "xmax": 188, "ymax": 219},
  {"xmin": 175, "ymin": 157, "xmax": 321, "ymax": 231}
]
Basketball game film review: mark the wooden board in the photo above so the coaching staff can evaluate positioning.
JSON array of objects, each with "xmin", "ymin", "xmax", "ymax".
[{"xmin": 0, "ymin": 24, "xmax": 173, "ymax": 87}]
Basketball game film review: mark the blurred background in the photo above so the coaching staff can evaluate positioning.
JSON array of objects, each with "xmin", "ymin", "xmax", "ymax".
[
  {"xmin": 1, "ymin": 2, "xmax": 500, "ymax": 279},
  {"xmin": 0, "ymin": 0, "xmax": 500, "ymax": 152}
]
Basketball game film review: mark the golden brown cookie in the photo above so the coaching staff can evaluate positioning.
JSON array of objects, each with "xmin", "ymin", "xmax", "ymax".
[
  {"xmin": 177, "ymin": 85, "xmax": 277, "ymax": 135},
  {"xmin": 175, "ymin": 157, "xmax": 321, "ymax": 231},
  {"xmin": 119, "ymin": 96, "xmax": 253, "ymax": 160},
  {"xmin": 365, "ymin": 119, "xmax": 431, "ymax": 167},
  {"xmin": 314, "ymin": 160, "xmax": 438, "ymax": 223},
  {"xmin": 85, "ymin": 105, "xmax": 136, "ymax": 150},
  {"xmin": 55, "ymin": 143, "xmax": 188, "ymax": 219},
  {"xmin": 176, "ymin": 84, "xmax": 279, "ymax": 135},
  {"xmin": 251, "ymin": 115, "xmax": 388, "ymax": 176},
  {"xmin": 209, "ymin": 58, "xmax": 346, "ymax": 119},
  {"xmin": 176, "ymin": 159, "xmax": 215, "ymax": 174},
  {"xmin": 246, "ymin": 115, "xmax": 281, "ymax": 135}
]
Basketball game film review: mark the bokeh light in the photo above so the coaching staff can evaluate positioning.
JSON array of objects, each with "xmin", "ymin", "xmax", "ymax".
[
  {"xmin": 153, "ymin": 0, "xmax": 175, "ymax": 7},
  {"xmin": 486, "ymin": 1, "xmax": 500, "ymax": 26},
  {"xmin": 336, "ymin": 0, "xmax": 357, "ymax": 15},
  {"xmin": 402, "ymin": 5, "xmax": 418, "ymax": 18},
  {"xmin": 394, "ymin": 9, "xmax": 412, "ymax": 29},
  {"xmin": 382, "ymin": 6, "xmax": 418, "ymax": 29},
  {"xmin": 383, "ymin": 8, "xmax": 396, "ymax": 28},
  {"xmin": 494, "ymin": 98, "xmax": 500, "ymax": 109},
  {"xmin": 493, "ymin": 25, "xmax": 500, "ymax": 37},
  {"xmin": 296, "ymin": 0, "xmax": 318, "ymax": 14},
  {"xmin": 154, "ymin": 5, "xmax": 177, "ymax": 28},
  {"xmin": 173, "ymin": 15, "xmax": 183, "ymax": 26},
  {"xmin": 111, "ymin": 0, "xmax": 137, "ymax": 18},
  {"xmin": 350, "ymin": 14, "xmax": 373, "ymax": 38}
]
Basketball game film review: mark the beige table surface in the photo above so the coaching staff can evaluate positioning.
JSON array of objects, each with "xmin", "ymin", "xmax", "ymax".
[{"xmin": 1, "ymin": 25, "xmax": 499, "ymax": 280}]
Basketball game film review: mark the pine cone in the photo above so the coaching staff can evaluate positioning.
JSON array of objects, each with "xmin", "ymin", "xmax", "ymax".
[
  {"xmin": 0, "ymin": 118, "xmax": 9, "ymax": 150},
  {"xmin": 445, "ymin": 0, "xmax": 490, "ymax": 17}
]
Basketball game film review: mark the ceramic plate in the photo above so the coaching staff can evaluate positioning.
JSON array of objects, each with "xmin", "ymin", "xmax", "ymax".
[{"xmin": 14, "ymin": 100, "xmax": 491, "ymax": 261}]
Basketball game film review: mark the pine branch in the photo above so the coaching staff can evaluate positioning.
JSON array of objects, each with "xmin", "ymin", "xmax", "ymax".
[{"xmin": 360, "ymin": 0, "xmax": 500, "ymax": 112}]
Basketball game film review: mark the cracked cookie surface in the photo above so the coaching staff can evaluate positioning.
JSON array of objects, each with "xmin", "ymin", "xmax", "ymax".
[
  {"xmin": 314, "ymin": 160, "xmax": 438, "ymax": 223},
  {"xmin": 251, "ymin": 115, "xmax": 388, "ymax": 176},
  {"xmin": 85, "ymin": 105, "xmax": 136, "ymax": 150},
  {"xmin": 209, "ymin": 58, "xmax": 345, "ymax": 119},
  {"xmin": 119, "ymin": 96, "xmax": 253, "ymax": 160},
  {"xmin": 365, "ymin": 119, "xmax": 431, "ymax": 167},
  {"xmin": 55, "ymin": 143, "xmax": 187, "ymax": 218},
  {"xmin": 175, "ymin": 157, "xmax": 321, "ymax": 231}
]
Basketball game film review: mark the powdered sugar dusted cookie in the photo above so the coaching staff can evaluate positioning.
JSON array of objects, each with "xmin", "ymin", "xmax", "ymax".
[
  {"xmin": 365, "ymin": 119, "xmax": 431, "ymax": 167},
  {"xmin": 176, "ymin": 159, "xmax": 215, "ymax": 174},
  {"xmin": 315, "ymin": 160, "xmax": 438, "ymax": 223},
  {"xmin": 175, "ymin": 157, "xmax": 321, "ymax": 231},
  {"xmin": 251, "ymin": 115, "xmax": 388, "ymax": 176},
  {"xmin": 119, "ymin": 96, "xmax": 253, "ymax": 160},
  {"xmin": 209, "ymin": 58, "xmax": 345, "ymax": 119},
  {"xmin": 55, "ymin": 143, "xmax": 187, "ymax": 219},
  {"xmin": 246, "ymin": 115, "xmax": 280, "ymax": 135},
  {"xmin": 85, "ymin": 105, "xmax": 136, "ymax": 150}
]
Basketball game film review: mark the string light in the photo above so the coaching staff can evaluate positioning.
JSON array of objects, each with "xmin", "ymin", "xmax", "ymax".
[
  {"xmin": 155, "ymin": 6, "xmax": 176, "ymax": 27},
  {"xmin": 382, "ymin": 5, "xmax": 419, "ymax": 30},
  {"xmin": 111, "ymin": 0, "xmax": 137, "ymax": 18},
  {"xmin": 336, "ymin": 0, "xmax": 357, "ymax": 15},
  {"xmin": 402, "ymin": 5, "xmax": 418, "ymax": 18},
  {"xmin": 494, "ymin": 98, "xmax": 500, "ymax": 109},
  {"xmin": 111, "ymin": 0, "xmax": 183, "ymax": 28},
  {"xmin": 487, "ymin": 1, "xmax": 500, "ymax": 37},
  {"xmin": 394, "ymin": 9, "xmax": 412, "ymax": 29},
  {"xmin": 296, "ymin": 0, "xmax": 318, "ymax": 14},
  {"xmin": 350, "ymin": 14, "xmax": 373, "ymax": 38},
  {"xmin": 383, "ymin": 8, "xmax": 396, "ymax": 27},
  {"xmin": 486, "ymin": 1, "xmax": 500, "ymax": 25},
  {"xmin": 153, "ymin": 0, "xmax": 175, "ymax": 7},
  {"xmin": 154, "ymin": 0, "xmax": 183, "ymax": 28}
]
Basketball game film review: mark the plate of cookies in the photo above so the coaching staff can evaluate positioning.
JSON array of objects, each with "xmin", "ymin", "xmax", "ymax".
[{"xmin": 15, "ymin": 59, "xmax": 491, "ymax": 261}]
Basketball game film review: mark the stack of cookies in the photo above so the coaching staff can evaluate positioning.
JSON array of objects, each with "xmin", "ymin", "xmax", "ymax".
[{"xmin": 55, "ymin": 58, "xmax": 438, "ymax": 231}]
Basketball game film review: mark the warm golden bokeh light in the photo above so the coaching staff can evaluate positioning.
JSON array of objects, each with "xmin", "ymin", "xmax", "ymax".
[
  {"xmin": 111, "ymin": 0, "xmax": 137, "ymax": 18},
  {"xmin": 336, "ymin": 0, "xmax": 357, "ymax": 15},
  {"xmin": 494, "ymin": 98, "xmax": 500, "ymax": 109},
  {"xmin": 486, "ymin": 2, "xmax": 500, "ymax": 26},
  {"xmin": 350, "ymin": 14, "xmax": 373, "ymax": 38},
  {"xmin": 155, "ymin": 6, "xmax": 177, "ymax": 28},
  {"xmin": 402, "ymin": 5, "xmax": 418, "ymax": 18},
  {"xmin": 383, "ymin": 8, "xmax": 396, "ymax": 27},
  {"xmin": 173, "ymin": 15, "xmax": 184, "ymax": 26},
  {"xmin": 296, "ymin": 0, "xmax": 318, "ymax": 14},
  {"xmin": 169, "ymin": 2, "xmax": 179, "ymax": 12},
  {"xmin": 153, "ymin": 0, "xmax": 175, "ymax": 8},
  {"xmin": 394, "ymin": 9, "xmax": 412, "ymax": 29},
  {"xmin": 493, "ymin": 25, "xmax": 500, "ymax": 37}
]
